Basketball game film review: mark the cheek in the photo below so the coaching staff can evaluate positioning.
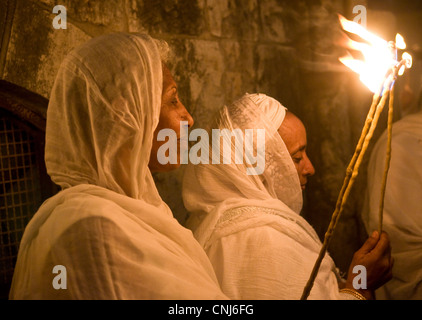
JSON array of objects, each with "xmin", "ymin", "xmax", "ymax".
[
  {"xmin": 295, "ymin": 162, "xmax": 305, "ymax": 177},
  {"xmin": 158, "ymin": 108, "xmax": 180, "ymax": 133},
  {"xmin": 169, "ymin": 116, "xmax": 182, "ymax": 134},
  {"xmin": 291, "ymin": 161, "xmax": 300, "ymax": 175}
]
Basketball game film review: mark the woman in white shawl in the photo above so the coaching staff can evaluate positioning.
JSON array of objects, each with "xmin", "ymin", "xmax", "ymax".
[
  {"xmin": 9, "ymin": 33, "xmax": 227, "ymax": 300},
  {"xmin": 183, "ymin": 93, "xmax": 393, "ymax": 300},
  {"xmin": 363, "ymin": 110, "xmax": 422, "ymax": 300}
]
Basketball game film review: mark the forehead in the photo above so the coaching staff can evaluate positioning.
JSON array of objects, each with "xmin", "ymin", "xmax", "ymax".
[
  {"xmin": 162, "ymin": 64, "xmax": 176, "ymax": 90},
  {"xmin": 278, "ymin": 113, "xmax": 307, "ymax": 151}
]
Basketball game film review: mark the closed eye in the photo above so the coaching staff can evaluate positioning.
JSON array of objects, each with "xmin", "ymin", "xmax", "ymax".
[{"xmin": 293, "ymin": 157, "xmax": 303, "ymax": 164}]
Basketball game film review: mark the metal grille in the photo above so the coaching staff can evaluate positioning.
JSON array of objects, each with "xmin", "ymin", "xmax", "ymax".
[{"xmin": 0, "ymin": 117, "xmax": 41, "ymax": 285}]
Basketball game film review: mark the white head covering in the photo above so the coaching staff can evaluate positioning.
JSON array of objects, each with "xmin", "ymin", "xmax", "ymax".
[
  {"xmin": 45, "ymin": 32, "xmax": 163, "ymax": 205},
  {"xmin": 182, "ymin": 94, "xmax": 344, "ymax": 300},
  {"xmin": 183, "ymin": 93, "xmax": 303, "ymax": 243},
  {"xmin": 9, "ymin": 33, "xmax": 227, "ymax": 299},
  {"xmin": 248, "ymin": 93, "xmax": 287, "ymax": 130}
]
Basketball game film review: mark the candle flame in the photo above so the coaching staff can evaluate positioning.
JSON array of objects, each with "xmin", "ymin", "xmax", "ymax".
[
  {"xmin": 402, "ymin": 52, "xmax": 412, "ymax": 68},
  {"xmin": 396, "ymin": 34, "xmax": 406, "ymax": 50},
  {"xmin": 338, "ymin": 15, "xmax": 412, "ymax": 94}
]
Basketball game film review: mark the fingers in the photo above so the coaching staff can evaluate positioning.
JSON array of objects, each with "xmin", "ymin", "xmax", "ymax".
[
  {"xmin": 370, "ymin": 231, "xmax": 391, "ymax": 257},
  {"xmin": 359, "ymin": 231, "xmax": 391, "ymax": 256},
  {"xmin": 359, "ymin": 230, "xmax": 380, "ymax": 254},
  {"xmin": 379, "ymin": 255, "xmax": 394, "ymax": 285},
  {"xmin": 350, "ymin": 231, "xmax": 394, "ymax": 290},
  {"xmin": 371, "ymin": 232, "xmax": 394, "ymax": 284}
]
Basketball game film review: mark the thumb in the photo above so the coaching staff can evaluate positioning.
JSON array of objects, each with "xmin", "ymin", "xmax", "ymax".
[{"xmin": 359, "ymin": 230, "xmax": 379, "ymax": 253}]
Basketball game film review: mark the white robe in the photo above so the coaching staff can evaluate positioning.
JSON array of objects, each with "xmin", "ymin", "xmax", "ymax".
[
  {"xmin": 9, "ymin": 33, "xmax": 227, "ymax": 300},
  {"xmin": 183, "ymin": 93, "xmax": 353, "ymax": 300},
  {"xmin": 363, "ymin": 110, "xmax": 422, "ymax": 300}
]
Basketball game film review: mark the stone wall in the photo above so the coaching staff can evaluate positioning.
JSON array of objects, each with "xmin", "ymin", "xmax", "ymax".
[{"xmin": 1, "ymin": 0, "xmax": 421, "ymax": 274}]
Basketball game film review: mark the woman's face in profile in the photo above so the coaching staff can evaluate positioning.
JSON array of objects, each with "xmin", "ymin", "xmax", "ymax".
[
  {"xmin": 148, "ymin": 64, "xmax": 194, "ymax": 172},
  {"xmin": 278, "ymin": 112, "xmax": 315, "ymax": 190}
]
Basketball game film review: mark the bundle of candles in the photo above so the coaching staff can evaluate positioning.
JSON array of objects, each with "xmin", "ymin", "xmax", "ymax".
[{"xmin": 301, "ymin": 15, "xmax": 413, "ymax": 300}]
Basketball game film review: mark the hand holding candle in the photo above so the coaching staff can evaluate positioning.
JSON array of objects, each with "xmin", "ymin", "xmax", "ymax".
[{"xmin": 301, "ymin": 15, "xmax": 412, "ymax": 300}]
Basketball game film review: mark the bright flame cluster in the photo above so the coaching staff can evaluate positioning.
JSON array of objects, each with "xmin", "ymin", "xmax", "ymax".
[{"xmin": 339, "ymin": 15, "xmax": 412, "ymax": 94}]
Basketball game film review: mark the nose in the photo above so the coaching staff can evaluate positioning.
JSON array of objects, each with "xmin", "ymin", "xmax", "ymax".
[
  {"xmin": 303, "ymin": 154, "xmax": 315, "ymax": 177},
  {"xmin": 186, "ymin": 110, "xmax": 194, "ymax": 128},
  {"xmin": 182, "ymin": 103, "xmax": 194, "ymax": 128}
]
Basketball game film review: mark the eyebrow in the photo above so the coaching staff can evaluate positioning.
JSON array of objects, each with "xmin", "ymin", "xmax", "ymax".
[{"xmin": 291, "ymin": 145, "xmax": 306, "ymax": 156}]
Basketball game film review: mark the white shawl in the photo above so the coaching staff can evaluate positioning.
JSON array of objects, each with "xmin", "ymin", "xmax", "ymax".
[
  {"xmin": 183, "ymin": 93, "xmax": 347, "ymax": 299},
  {"xmin": 363, "ymin": 111, "xmax": 422, "ymax": 300},
  {"xmin": 9, "ymin": 33, "xmax": 227, "ymax": 300}
]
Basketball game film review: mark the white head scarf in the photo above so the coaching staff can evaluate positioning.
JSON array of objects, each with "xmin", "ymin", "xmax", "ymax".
[
  {"xmin": 9, "ymin": 33, "xmax": 227, "ymax": 300},
  {"xmin": 183, "ymin": 93, "xmax": 303, "ymax": 243},
  {"xmin": 45, "ymin": 32, "xmax": 163, "ymax": 204},
  {"xmin": 182, "ymin": 94, "xmax": 345, "ymax": 300},
  {"xmin": 248, "ymin": 93, "xmax": 287, "ymax": 130}
]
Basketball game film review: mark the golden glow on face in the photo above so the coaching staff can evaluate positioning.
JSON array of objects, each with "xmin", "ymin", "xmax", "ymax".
[
  {"xmin": 278, "ymin": 113, "xmax": 315, "ymax": 190},
  {"xmin": 148, "ymin": 64, "xmax": 194, "ymax": 172}
]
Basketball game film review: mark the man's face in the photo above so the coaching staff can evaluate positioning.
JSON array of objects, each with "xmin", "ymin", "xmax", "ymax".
[
  {"xmin": 148, "ymin": 64, "xmax": 194, "ymax": 172},
  {"xmin": 278, "ymin": 112, "xmax": 315, "ymax": 190}
]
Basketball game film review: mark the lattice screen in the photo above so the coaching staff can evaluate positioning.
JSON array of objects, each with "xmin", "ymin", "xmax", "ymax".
[{"xmin": 0, "ymin": 117, "xmax": 41, "ymax": 287}]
